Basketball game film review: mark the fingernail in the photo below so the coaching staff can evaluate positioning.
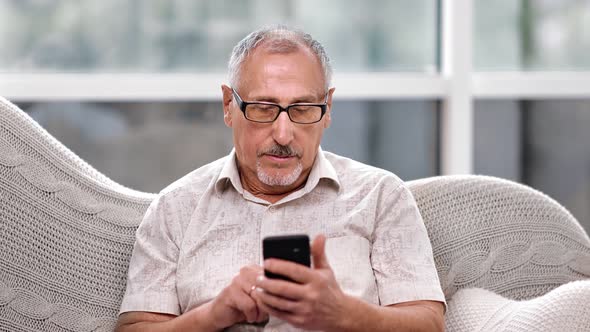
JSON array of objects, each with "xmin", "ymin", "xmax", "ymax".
[{"xmin": 256, "ymin": 275, "xmax": 265, "ymax": 283}]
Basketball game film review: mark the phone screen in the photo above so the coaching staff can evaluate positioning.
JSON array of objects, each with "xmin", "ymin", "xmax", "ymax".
[{"xmin": 262, "ymin": 234, "xmax": 311, "ymax": 281}]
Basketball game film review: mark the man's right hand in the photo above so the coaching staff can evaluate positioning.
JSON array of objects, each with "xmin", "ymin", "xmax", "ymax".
[
  {"xmin": 115, "ymin": 265, "xmax": 268, "ymax": 332},
  {"xmin": 206, "ymin": 264, "xmax": 269, "ymax": 328}
]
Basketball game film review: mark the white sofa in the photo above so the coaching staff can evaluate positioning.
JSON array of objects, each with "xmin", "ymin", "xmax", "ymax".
[{"xmin": 1, "ymin": 96, "xmax": 589, "ymax": 331}]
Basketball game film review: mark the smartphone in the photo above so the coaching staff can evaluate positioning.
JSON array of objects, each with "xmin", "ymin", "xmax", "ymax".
[{"xmin": 262, "ymin": 234, "xmax": 311, "ymax": 282}]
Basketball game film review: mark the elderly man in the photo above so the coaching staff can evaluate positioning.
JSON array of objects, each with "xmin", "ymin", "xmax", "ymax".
[{"xmin": 116, "ymin": 25, "xmax": 445, "ymax": 331}]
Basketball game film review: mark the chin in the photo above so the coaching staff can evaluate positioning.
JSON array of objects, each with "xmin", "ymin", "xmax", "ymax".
[{"xmin": 257, "ymin": 164, "xmax": 303, "ymax": 187}]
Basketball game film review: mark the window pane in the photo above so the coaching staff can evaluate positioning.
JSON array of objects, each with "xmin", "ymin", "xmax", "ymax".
[
  {"xmin": 475, "ymin": 0, "xmax": 590, "ymax": 70},
  {"xmin": 323, "ymin": 100, "xmax": 439, "ymax": 180},
  {"xmin": 18, "ymin": 101, "xmax": 233, "ymax": 193},
  {"xmin": 473, "ymin": 100, "xmax": 522, "ymax": 181},
  {"xmin": 17, "ymin": 100, "xmax": 438, "ymax": 192},
  {"xmin": 1, "ymin": 0, "xmax": 437, "ymax": 73},
  {"xmin": 474, "ymin": 99, "xmax": 590, "ymax": 233}
]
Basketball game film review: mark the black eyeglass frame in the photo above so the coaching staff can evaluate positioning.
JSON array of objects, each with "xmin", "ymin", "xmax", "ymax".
[{"xmin": 231, "ymin": 88, "xmax": 328, "ymax": 124}]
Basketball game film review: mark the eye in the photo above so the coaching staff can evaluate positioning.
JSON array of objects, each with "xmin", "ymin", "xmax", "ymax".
[
  {"xmin": 250, "ymin": 104, "xmax": 277, "ymax": 112},
  {"xmin": 258, "ymin": 105, "xmax": 277, "ymax": 111},
  {"xmin": 290, "ymin": 105, "xmax": 315, "ymax": 113}
]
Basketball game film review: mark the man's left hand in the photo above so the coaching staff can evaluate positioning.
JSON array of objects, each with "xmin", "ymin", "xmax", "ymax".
[{"xmin": 252, "ymin": 234, "xmax": 350, "ymax": 331}]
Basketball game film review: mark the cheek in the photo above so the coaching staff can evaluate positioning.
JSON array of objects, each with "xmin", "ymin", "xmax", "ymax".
[{"xmin": 233, "ymin": 124, "xmax": 269, "ymax": 159}]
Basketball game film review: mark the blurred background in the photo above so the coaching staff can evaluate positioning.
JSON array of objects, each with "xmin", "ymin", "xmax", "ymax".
[{"xmin": 0, "ymin": 0, "xmax": 589, "ymax": 232}]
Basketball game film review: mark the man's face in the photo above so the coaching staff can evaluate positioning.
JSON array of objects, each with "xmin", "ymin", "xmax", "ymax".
[{"xmin": 222, "ymin": 46, "xmax": 334, "ymax": 193}]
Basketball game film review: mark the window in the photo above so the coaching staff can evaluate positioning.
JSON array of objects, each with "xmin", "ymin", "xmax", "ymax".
[
  {"xmin": 475, "ymin": 0, "xmax": 590, "ymax": 70},
  {"xmin": 473, "ymin": 0, "xmax": 590, "ymax": 230},
  {"xmin": 0, "ymin": 0, "xmax": 437, "ymax": 72},
  {"xmin": 18, "ymin": 99, "xmax": 439, "ymax": 192},
  {"xmin": 2, "ymin": 1, "xmax": 590, "ymax": 231},
  {"xmin": 474, "ymin": 100, "xmax": 590, "ymax": 231}
]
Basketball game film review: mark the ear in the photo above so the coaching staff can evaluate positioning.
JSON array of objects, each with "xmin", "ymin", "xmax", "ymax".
[
  {"xmin": 221, "ymin": 84, "xmax": 233, "ymax": 128},
  {"xmin": 323, "ymin": 87, "xmax": 335, "ymax": 129}
]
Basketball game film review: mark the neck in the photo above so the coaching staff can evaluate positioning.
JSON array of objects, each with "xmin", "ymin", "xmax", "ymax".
[{"xmin": 240, "ymin": 170, "xmax": 309, "ymax": 204}]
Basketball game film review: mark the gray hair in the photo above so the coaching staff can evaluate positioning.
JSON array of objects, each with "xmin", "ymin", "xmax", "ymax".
[{"xmin": 228, "ymin": 25, "xmax": 332, "ymax": 91}]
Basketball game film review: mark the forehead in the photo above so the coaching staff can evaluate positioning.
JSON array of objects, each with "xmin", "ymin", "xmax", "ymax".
[{"xmin": 237, "ymin": 45, "xmax": 326, "ymax": 99}]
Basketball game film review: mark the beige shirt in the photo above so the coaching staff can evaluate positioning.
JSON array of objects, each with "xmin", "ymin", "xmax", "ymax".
[{"xmin": 120, "ymin": 148, "xmax": 445, "ymax": 331}]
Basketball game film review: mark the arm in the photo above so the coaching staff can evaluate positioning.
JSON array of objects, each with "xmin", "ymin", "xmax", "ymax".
[
  {"xmin": 115, "ymin": 305, "xmax": 217, "ymax": 332},
  {"xmin": 116, "ymin": 265, "xmax": 268, "ymax": 332},
  {"xmin": 336, "ymin": 298, "xmax": 444, "ymax": 332},
  {"xmin": 118, "ymin": 193, "xmax": 267, "ymax": 331},
  {"xmin": 253, "ymin": 235, "xmax": 445, "ymax": 332}
]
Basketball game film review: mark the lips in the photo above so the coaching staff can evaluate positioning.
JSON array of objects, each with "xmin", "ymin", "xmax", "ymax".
[{"xmin": 264, "ymin": 154, "xmax": 295, "ymax": 163}]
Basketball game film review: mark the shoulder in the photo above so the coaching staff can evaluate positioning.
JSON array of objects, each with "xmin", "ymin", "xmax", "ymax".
[
  {"xmin": 158, "ymin": 154, "xmax": 229, "ymax": 200},
  {"xmin": 323, "ymin": 151, "xmax": 404, "ymax": 191},
  {"xmin": 140, "ymin": 154, "xmax": 229, "ymax": 236}
]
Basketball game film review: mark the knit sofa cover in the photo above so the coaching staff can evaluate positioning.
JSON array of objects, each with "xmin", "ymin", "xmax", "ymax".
[
  {"xmin": 0, "ymin": 96, "xmax": 155, "ymax": 331},
  {"xmin": 407, "ymin": 176, "xmax": 590, "ymax": 330},
  {"xmin": 1, "ymin": 96, "xmax": 589, "ymax": 331}
]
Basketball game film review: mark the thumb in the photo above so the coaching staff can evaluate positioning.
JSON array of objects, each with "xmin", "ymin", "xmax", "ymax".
[{"xmin": 311, "ymin": 234, "xmax": 331, "ymax": 269}]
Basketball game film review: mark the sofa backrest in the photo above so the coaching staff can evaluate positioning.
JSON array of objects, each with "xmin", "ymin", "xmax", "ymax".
[
  {"xmin": 2, "ymin": 96, "xmax": 590, "ymax": 331},
  {"xmin": 0, "ymin": 97, "xmax": 155, "ymax": 331},
  {"xmin": 407, "ymin": 175, "xmax": 590, "ymax": 302}
]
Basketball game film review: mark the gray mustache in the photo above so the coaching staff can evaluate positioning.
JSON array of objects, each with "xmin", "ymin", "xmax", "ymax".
[{"xmin": 260, "ymin": 145, "xmax": 300, "ymax": 157}]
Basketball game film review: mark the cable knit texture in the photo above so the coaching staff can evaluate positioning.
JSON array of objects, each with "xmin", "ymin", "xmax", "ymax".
[
  {"xmin": 1, "ymin": 96, "xmax": 589, "ymax": 331},
  {"xmin": 407, "ymin": 176, "xmax": 590, "ymax": 331},
  {"xmin": 445, "ymin": 280, "xmax": 590, "ymax": 331},
  {"xmin": 0, "ymin": 96, "xmax": 155, "ymax": 331}
]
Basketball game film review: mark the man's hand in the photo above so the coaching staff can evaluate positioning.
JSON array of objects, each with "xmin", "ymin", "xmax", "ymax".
[
  {"xmin": 207, "ymin": 264, "xmax": 269, "ymax": 329},
  {"xmin": 116, "ymin": 265, "xmax": 269, "ymax": 332},
  {"xmin": 253, "ymin": 234, "xmax": 350, "ymax": 331},
  {"xmin": 252, "ymin": 235, "xmax": 445, "ymax": 332}
]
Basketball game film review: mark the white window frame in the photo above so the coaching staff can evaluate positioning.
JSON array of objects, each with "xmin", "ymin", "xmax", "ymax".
[{"xmin": 2, "ymin": 0, "xmax": 590, "ymax": 175}]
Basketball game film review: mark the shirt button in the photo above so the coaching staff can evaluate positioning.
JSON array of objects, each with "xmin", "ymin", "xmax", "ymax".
[{"xmin": 268, "ymin": 206, "xmax": 275, "ymax": 213}]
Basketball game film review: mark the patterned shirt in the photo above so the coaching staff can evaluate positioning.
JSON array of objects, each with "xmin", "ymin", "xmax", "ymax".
[{"xmin": 120, "ymin": 148, "xmax": 445, "ymax": 331}]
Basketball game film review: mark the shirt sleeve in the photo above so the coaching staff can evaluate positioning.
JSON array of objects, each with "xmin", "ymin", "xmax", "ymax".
[
  {"xmin": 371, "ymin": 181, "xmax": 446, "ymax": 307},
  {"xmin": 119, "ymin": 194, "xmax": 182, "ymax": 315}
]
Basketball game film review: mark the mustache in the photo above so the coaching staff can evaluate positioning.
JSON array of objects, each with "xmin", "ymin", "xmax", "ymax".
[{"xmin": 258, "ymin": 144, "xmax": 301, "ymax": 158}]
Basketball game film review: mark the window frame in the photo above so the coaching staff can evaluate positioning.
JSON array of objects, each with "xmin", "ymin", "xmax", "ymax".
[{"xmin": 1, "ymin": 0, "xmax": 590, "ymax": 175}]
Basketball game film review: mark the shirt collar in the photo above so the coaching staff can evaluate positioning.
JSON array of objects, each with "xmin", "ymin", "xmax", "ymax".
[
  {"xmin": 303, "ymin": 146, "xmax": 340, "ymax": 194},
  {"xmin": 215, "ymin": 148, "xmax": 244, "ymax": 196},
  {"xmin": 214, "ymin": 146, "xmax": 340, "ymax": 197}
]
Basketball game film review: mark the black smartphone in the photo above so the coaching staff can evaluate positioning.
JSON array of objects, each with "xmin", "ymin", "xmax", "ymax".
[{"xmin": 262, "ymin": 234, "xmax": 311, "ymax": 282}]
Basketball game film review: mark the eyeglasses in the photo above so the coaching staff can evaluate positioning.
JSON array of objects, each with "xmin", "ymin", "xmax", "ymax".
[{"xmin": 232, "ymin": 88, "xmax": 328, "ymax": 124}]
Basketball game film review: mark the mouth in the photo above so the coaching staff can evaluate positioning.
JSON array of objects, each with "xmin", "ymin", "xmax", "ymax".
[
  {"xmin": 263, "ymin": 154, "xmax": 296, "ymax": 163},
  {"xmin": 258, "ymin": 144, "xmax": 301, "ymax": 165}
]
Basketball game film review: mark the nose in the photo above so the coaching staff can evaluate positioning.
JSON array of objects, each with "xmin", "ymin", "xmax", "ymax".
[{"xmin": 272, "ymin": 111, "xmax": 294, "ymax": 146}]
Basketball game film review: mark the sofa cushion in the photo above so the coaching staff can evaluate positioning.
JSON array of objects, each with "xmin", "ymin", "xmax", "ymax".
[{"xmin": 446, "ymin": 280, "xmax": 590, "ymax": 331}]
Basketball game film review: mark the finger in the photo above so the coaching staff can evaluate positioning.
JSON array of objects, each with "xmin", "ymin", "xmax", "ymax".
[
  {"xmin": 255, "ymin": 275, "xmax": 305, "ymax": 300},
  {"xmin": 256, "ymin": 298, "xmax": 307, "ymax": 328},
  {"xmin": 264, "ymin": 259, "xmax": 313, "ymax": 284},
  {"xmin": 256, "ymin": 293, "xmax": 300, "ymax": 323},
  {"xmin": 250, "ymin": 290, "xmax": 271, "ymax": 322},
  {"xmin": 237, "ymin": 266, "xmax": 263, "ymax": 296},
  {"xmin": 255, "ymin": 287, "xmax": 302, "ymax": 314},
  {"xmin": 311, "ymin": 234, "xmax": 331, "ymax": 270},
  {"xmin": 243, "ymin": 264, "xmax": 264, "ymax": 274},
  {"xmin": 255, "ymin": 308, "xmax": 270, "ymax": 323},
  {"xmin": 239, "ymin": 264, "xmax": 264, "ymax": 280},
  {"xmin": 229, "ymin": 273, "xmax": 261, "ymax": 323},
  {"xmin": 231, "ymin": 287, "xmax": 261, "ymax": 323}
]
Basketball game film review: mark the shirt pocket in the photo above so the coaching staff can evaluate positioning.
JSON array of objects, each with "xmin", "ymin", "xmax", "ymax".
[{"xmin": 325, "ymin": 235, "xmax": 379, "ymax": 304}]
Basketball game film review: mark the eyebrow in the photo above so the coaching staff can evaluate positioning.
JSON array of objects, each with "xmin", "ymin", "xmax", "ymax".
[{"xmin": 247, "ymin": 93, "xmax": 325, "ymax": 104}]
